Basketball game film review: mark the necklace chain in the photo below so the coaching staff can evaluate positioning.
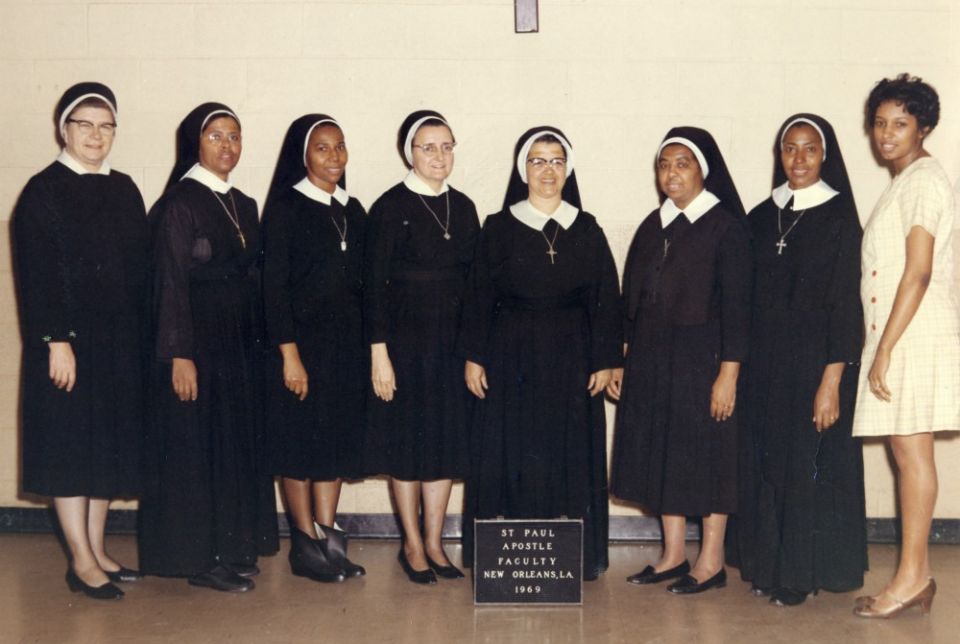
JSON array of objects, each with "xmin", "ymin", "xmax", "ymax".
[
  {"xmin": 416, "ymin": 192, "xmax": 451, "ymax": 240},
  {"xmin": 212, "ymin": 191, "xmax": 246, "ymax": 249},
  {"xmin": 541, "ymin": 221, "xmax": 560, "ymax": 264},
  {"xmin": 775, "ymin": 206, "xmax": 808, "ymax": 256},
  {"xmin": 329, "ymin": 208, "xmax": 348, "ymax": 252}
]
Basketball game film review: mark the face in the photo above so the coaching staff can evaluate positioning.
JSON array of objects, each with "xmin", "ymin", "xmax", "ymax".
[
  {"xmin": 305, "ymin": 124, "xmax": 347, "ymax": 193},
  {"xmin": 872, "ymin": 100, "xmax": 928, "ymax": 172},
  {"xmin": 525, "ymin": 141, "xmax": 567, "ymax": 202},
  {"xmin": 780, "ymin": 124, "xmax": 824, "ymax": 190},
  {"xmin": 657, "ymin": 144, "xmax": 705, "ymax": 209},
  {"xmin": 198, "ymin": 116, "xmax": 242, "ymax": 180},
  {"xmin": 62, "ymin": 105, "xmax": 116, "ymax": 171},
  {"xmin": 410, "ymin": 124, "xmax": 455, "ymax": 186}
]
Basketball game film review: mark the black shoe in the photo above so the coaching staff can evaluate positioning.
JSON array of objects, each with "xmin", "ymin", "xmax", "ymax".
[
  {"xmin": 66, "ymin": 569, "xmax": 124, "ymax": 600},
  {"xmin": 188, "ymin": 565, "xmax": 255, "ymax": 592},
  {"xmin": 426, "ymin": 552, "xmax": 464, "ymax": 579},
  {"xmin": 318, "ymin": 526, "xmax": 366, "ymax": 578},
  {"xmin": 751, "ymin": 583, "xmax": 772, "ymax": 597},
  {"xmin": 771, "ymin": 587, "xmax": 808, "ymax": 606},
  {"xmin": 226, "ymin": 562, "xmax": 260, "ymax": 578},
  {"xmin": 667, "ymin": 568, "xmax": 727, "ymax": 594},
  {"xmin": 627, "ymin": 560, "xmax": 691, "ymax": 585},
  {"xmin": 105, "ymin": 566, "xmax": 142, "ymax": 584},
  {"xmin": 398, "ymin": 550, "xmax": 437, "ymax": 585},
  {"xmin": 289, "ymin": 527, "xmax": 346, "ymax": 583}
]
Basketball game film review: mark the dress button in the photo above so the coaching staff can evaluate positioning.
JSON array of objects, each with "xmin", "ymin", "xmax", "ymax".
[
  {"xmin": 872, "ymin": 270, "xmax": 877, "ymax": 276},
  {"xmin": 871, "ymin": 323, "xmax": 876, "ymax": 330},
  {"xmin": 871, "ymin": 297, "xmax": 877, "ymax": 303}
]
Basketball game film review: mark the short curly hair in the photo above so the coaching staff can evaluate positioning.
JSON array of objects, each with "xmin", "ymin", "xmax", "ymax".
[{"xmin": 866, "ymin": 73, "xmax": 940, "ymax": 132}]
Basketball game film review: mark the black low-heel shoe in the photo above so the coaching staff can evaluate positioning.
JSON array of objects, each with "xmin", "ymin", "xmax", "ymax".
[
  {"xmin": 398, "ymin": 550, "xmax": 437, "ymax": 585},
  {"xmin": 66, "ymin": 569, "xmax": 124, "ymax": 600},
  {"xmin": 627, "ymin": 560, "xmax": 690, "ymax": 585},
  {"xmin": 426, "ymin": 553, "xmax": 465, "ymax": 579},
  {"xmin": 188, "ymin": 565, "xmax": 255, "ymax": 593},
  {"xmin": 771, "ymin": 587, "xmax": 809, "ymax": 606},
  {"xmin": 751, "ymin": 583, "xmax": 772, "ymax": 597},
  {"xmin": 105, "ymin": 566, "xmax": 142, "ymax": 583},
  {"xmin": 667, "ymin": 568, "xmax": 727, "ymax": 594},
  {"xmin": 226, "ymin": 562, "xmax": 260, "ymax": 578}
]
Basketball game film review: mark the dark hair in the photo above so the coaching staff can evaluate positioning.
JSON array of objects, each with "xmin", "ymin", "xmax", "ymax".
[
  {"xmin": 866, "ymin": 73, "xmax": 940, "ymax": 131},
  {"xmin": 531, "ymin": 133, "xmax": 565, "ymax": 158}
]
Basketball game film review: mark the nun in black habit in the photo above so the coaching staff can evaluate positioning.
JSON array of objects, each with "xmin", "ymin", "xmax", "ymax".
[
  {"xmin": 139, "ymin": 103, "xmax": 279, "ymax": 593},
  {"xmin": 609, "ymin": 127, "xmax": 752, "ymax": 594},
  {"xmin": 458, "ymin": 127, "xmax": 623, "ymax": 580},
  {"xmin": 262, "ymin": 114, "xmax": 367, "ymax": 582},
  {"xmin": 364, "ymin": 110, "xmax": 480, "ymax": 583},
  {"xmin": 13, "ymin": 82, "xmax": 149, "ymax": 600},
  {"xmin": 728, "ymin": 114, "xmax": 866, "ymax": 606}
]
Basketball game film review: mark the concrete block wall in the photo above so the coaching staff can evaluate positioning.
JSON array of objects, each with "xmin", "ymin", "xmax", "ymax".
[{"xmin": 1, "ymin": 0, "xmax": 959, "ymax": 518}]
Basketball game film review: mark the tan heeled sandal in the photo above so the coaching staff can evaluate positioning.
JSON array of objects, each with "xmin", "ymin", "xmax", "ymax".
[{"xmin": 853, "ymin": 579, "xmax": 936, "ymax": 619}]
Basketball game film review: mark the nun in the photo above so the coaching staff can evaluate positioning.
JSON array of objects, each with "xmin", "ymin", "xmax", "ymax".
[
  {"xmin": 13, "ymin": 82, "xmax": 149, "ymax": 600},
  {"xmin": 139, "ymin": 103, "xmax": 279, "ymax": 592},
  {"xmin": 458, "ymin": 126, "xmax": 623, "ymax": 580},
  {"xmin": 364, "ymin": 110, "xmax": 480, "ymax": 584},
  {"xmin": 609, "ymin": 127, "xmax": 752, "ymax": 594},
  {"xmin": 730, "ymin": 114, "xmax": 866, "ymax": 606},
  {"xmin": 262, "ymin": 114, "xmax": 367, "ymax": 583}
]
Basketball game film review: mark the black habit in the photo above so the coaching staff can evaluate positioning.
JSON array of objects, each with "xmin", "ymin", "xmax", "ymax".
[
  {"xmin": 458, "ymin": 208, "xmax": 623, "ymax": 577},
  {"xmin": 14, "ymin": 162, "xmax": 149, "ymax": 497},
  {"xmin": 363, "ymin": 182, "xmax": 480, "ymax": 480},
  {"xmin": 262, "ymin": 189, "xmax": 367, "ymax": 480}
]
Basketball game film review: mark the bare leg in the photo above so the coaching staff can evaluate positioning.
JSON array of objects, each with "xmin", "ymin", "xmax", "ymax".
[
  {"xmin": 283, "ymin": 477, "xmax": 320, "ymax": 538},
  {"xmin": 313, "ymin": 479, "xmax": 343, "ymax": 529},
  {"xmin": 656, "ymin": 515, "xmax": 688, "ymax": 572},
  {"xmin": 872, "ymin": 433, "xmax": 937, "ymax": 609},
  {"xmin": 53, "ymin": 496, "xmax": 109, "ymax": 586},
  {"xmin": 422, "ymin": 479, "xmax": 453, "ymax": 565},
  {"xmin": 690, "ymin": 513, "xmax": 727, "ymax": 581},
  {"xmin": 392, "ymin": 478, "xmax": 428, "ymax": 570},
  {"xmin": 87, "ymin": 498, "xmax": 121, "ymax": 572}
]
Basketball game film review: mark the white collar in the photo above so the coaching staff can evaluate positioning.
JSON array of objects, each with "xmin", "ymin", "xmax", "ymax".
[
  {"xmin": 509, "ymin": 199, "xmax": 579, "ymax": 231},
  {"xmin": 293, "ymin": 177, "xmax": 349, "ymax": 206},
  {"xmin": 771, "ymin": 179, "xmax": 839, "ymax": 210},
  {"xmin": 659, "ymin": 189, "xmax": 720, "ymax": 227},
  {"xmin": 57, "ymin": 150, "xmax": 111, "ymax": 176},
  {"xmin": 182, "ymin": 163, "xmax": 232, "ymax": 194},
  {"xmin": 403, "ymin": 169, "xmax": 448, "ymax": 196}
]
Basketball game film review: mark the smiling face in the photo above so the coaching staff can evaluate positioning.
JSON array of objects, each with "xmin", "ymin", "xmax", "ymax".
[
  {"xmin": 525, "ymin": 141, "xmax": 567, "ymax": 202},
  {"xmin": 410, "ymin": 124, "xmax": 455, "ymax": 191},
  {"xmin": 305, "ymin": 124, "xmax": 347, "ymax": 194},
  {"xmin": 198, "ymin": 115, "xmax": 242, "ymax": 180},
  {"xmin": 657, "ymin": 143, "xmax": 705, "ymax": 210},
  {"xmin": 872, "ymin": 100, "xmax": 928, "ymax": 173},
  {"xmin": 61, "ymin": 105, "xmax": 115, "ymax": 171},
  {"xmin": 780, "ymin": 123, "xmax": 824, "ymax": 190}
]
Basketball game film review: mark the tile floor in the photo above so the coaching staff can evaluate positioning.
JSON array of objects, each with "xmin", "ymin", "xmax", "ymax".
[{"xmin": 1, "ymin": 535, "xmax": 957, "ymax": 643}]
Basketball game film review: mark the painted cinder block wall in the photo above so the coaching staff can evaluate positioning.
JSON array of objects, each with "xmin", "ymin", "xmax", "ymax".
[{"xmin": 1, "ymin": 0, "xmax": 959, "ymax": 519}]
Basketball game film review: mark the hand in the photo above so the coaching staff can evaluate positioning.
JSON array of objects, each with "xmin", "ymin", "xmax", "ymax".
[
  {"xmin": 605, "ymin": 368, "xmax": 624, "ymax": 401},
  {"xmin": 171, "ymin": 357, "xmax": 198, "ymax": 402},
  {"xmin": 48, "ymin": 342, "xmax": 76, "ymax": 392},
  {"xmin": 710, "ymin": 362, "xmax": 739, "ymax": 422},
  {"xmin": 588, "ymin": 369, "xmax": 613, "ymax": 397},
  {"xmin": 281, "ymin": 345, "xmax": 309, "ymax": 401},
  {"xmin": 867, "ymin": 347, "xmax": 892, "ymax": 402},
  {"xmin": 812, "ymin": 368, "xmax": 842, "ymax": 432},
  {"xmin": 465, "ymin": 360, "xmax": 488, "ymax": 399},
  {"xmin": 371, "ymin": 343, "xmax": 397, "ymax": 402}
]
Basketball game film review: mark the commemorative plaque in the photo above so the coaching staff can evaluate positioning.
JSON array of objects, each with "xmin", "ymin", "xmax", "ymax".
[{"xmin": 473, "ymin": 518, "xmax": 582, "ymax": 605}]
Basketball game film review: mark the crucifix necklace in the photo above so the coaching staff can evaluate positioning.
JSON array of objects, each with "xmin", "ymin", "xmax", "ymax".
[
  {"xmin": 776, "ymin": 206, "xmax": 808, "ymax": 256},
  {"xmin": 541, "ymin": 222, "xmax": 560, "ymax": 264},
  {"xmin": 213, "ymin": 191, "xmax": 245, "ymax": 249},
  {"xmin": 329, "ymin": 212, "xmax": 348, "ymax": 252},
  {"xmin": 416, "ymin": 192, "xmax": 451, "ymax": 240}
]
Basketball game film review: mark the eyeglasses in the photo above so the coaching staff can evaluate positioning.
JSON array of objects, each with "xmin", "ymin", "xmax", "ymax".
[
  {"xmin": 66, "ymin": 119, "xmax": 116, "ymax": 136},
  {"xmin": 205, "ymin": 132, "xmax": 241, "ymax": 144},
  {"xmin": 527, "ymin": 157, "xmax": 566, "ymax": 169},
  {"xmin": 412, "ymin": 142, "xmax": 456, "ymax": 157}
]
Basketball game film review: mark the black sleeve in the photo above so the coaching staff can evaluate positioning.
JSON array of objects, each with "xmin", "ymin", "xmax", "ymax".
[
  {"xmin": 718, "ymin": 218, "xmax": 753, "ymax": 363},
  {"xmin": 825, "ymin": 209, "xmax": 864, "ymax": 364},
  {"xmin": 153, "ymin": 196, "xmax": 197, "ymax": 361},
  {"xmin": 620, "ymin": 227, "xmax": 643, "ymax": 347},
  {"xmin": 456, "ymin": 217, "xmax": 499, "ymax": 367},
  {"xmin": 589, "ymin": 225, "xmax": 624, "ymax": 371},
  {"xmin": 261, "ymin": 199, "xmax": 296, "ymax": 346},
  {"xmin": 362, "ymin": 195, "xmax": 397, "ymax": 345}
]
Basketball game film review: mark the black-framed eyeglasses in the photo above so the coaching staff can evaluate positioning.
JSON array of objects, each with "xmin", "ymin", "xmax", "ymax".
[
  {"xmin": 412, "ymin": 142, "xmax": 456, "ymax": 156},
  {"xmin": 66, "ymin": 119, "xmax": 116, "ymax": 136},
  {"xmin": 527, "ymin": 157, "xmax": 566, "ymax": 169}
]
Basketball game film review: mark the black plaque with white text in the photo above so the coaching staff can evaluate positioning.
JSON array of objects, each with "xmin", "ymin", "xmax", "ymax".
[{"xmin": 474, "ymin": 518, "xmax": 582, "ymax": 605}]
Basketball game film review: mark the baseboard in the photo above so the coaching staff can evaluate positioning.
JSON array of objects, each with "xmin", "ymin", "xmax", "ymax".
[{"xmin": 2, "ymin": 507, "xmax": 959, "ymax": 544}]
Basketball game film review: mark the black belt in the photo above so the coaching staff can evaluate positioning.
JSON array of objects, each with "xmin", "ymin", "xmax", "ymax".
[
  {"xmin": 497, "ymin": 294, "xmax": 582, "ymax": 311},
  {"xmin": 392, "ymin": 268, "xmax": 463, "ymax": 282}
]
